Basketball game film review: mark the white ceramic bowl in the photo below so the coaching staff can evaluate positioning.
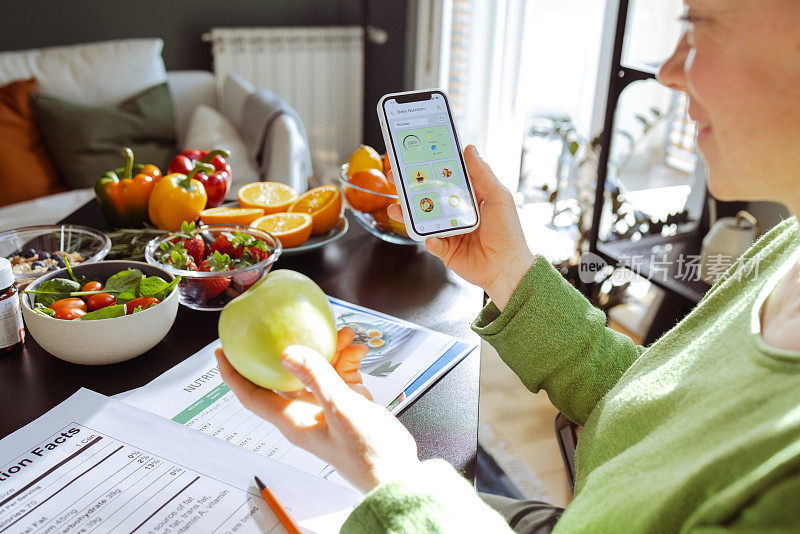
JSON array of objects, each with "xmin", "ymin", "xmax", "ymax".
[{"xmin": 21, "ymin": 260, "xmax": 179, "ymax": 365}]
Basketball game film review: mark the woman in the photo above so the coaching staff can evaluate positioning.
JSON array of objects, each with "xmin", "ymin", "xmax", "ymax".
[{"xmin": 217, "ymin": 1, "xmax": 800, "ymax": 531}]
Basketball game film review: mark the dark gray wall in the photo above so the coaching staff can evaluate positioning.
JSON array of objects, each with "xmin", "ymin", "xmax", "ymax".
[{"xmin": 0, "ymin": 0, "xmax": 409, "ymax": 148}]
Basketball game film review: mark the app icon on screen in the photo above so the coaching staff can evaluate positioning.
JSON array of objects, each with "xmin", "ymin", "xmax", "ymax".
[
  {"xmin": 405, "ymin": 164, "xmax": 434, "ymax": 191},
  {"xmin": 434, "ymin": 161, "xmax": 462, "ymax": 186},
  {"xmin": 412, "ymin": 192, "xmax": 442, "ymax": 220}
]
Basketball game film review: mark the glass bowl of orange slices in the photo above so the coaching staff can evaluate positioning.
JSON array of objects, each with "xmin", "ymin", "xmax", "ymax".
[
  {"xmin": 339, "ymin": 164, "xmax": 417, "ymax": 245},
  {"xmin": 216, "ymin": 182, "xmax": 348, "ymax": 254}
]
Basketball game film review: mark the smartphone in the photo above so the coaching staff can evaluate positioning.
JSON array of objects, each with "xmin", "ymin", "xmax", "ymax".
[{"xmin": 377, "ymin": 89, "xmax": 480, "ymax": 241}]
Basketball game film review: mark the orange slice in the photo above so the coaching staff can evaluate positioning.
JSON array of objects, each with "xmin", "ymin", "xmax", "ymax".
[
  {"xmin": 238, "ymin": 182, "xmax": 298, "ymax": 214},
  {"xmin": 200, "ymin": 207, "xmax": 265, "ymax": 226},
  {"xmin": 287, "ymin": 185, "xmax": 343, "ymax": 235},
  {"xmin": 250, "ymin": 213, "xmax": 313, "ymax": 249}
]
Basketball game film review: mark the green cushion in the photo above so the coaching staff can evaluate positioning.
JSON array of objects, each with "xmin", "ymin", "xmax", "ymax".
[{"xmin": 31, "ymin": 83, "xmax": 176, "ymax": 190}]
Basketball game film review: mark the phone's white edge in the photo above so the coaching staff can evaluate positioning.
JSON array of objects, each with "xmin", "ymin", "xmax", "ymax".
[{"xmin": 376, "ymin": 89, "xmax": 481, "ymax": 242}]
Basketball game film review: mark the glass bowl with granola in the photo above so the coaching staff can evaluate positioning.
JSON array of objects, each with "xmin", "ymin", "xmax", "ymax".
[{"xmin": 0, "ymin": 225, "xmax": 111, "ymax": 290}]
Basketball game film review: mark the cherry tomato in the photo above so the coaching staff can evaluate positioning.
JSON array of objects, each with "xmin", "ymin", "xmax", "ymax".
[
  {"xmin": 81, "ymin": 281, "xmax": 103, "ymax": 293},
  {"xmin": 125, "ymin": 297, "xmax": 159, "ymax": 314},
  {"xmin": 49, "ymin": 298, "xmax": 87, "ymax": 312},
  {"xmin": 86, "ymin": 292, "xmax": 116, "ymax": 312},
  {"xmin": 54, "ymin": 307, "xmax": 87, "ymax": 320}
]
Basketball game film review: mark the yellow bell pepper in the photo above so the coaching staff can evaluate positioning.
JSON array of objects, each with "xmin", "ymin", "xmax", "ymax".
[{"xmin": 148, "ymin": 163, "xmax": 212, "ymax": 231}]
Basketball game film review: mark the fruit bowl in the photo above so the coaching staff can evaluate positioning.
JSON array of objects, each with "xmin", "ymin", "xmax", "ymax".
[
  {"xmin": 144, "ymin": 225, "xmax": 282, "ymax": 311},
  {"xmin": 0, "ymin": 225, "xmax": 111, "ymax": 290},
  {"xmin": 339, "ymin": 164, "xmax": 418, "ymax": 246}
]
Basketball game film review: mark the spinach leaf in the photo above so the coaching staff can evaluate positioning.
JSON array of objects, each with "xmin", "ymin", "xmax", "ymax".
[
  {"xmin": 33, "ymin": 303, "xmax": 55, "ymax": 317},
  {"xmin": 116, "ymin": 286, "xmax": 138, "ymax": 305},
  {"xmin": 138, "ymin": 275, "xmax": 181, "ymax": 301},
  {"xmin": 104, "ymin": 269, "xmax": 144, "ymax": 294},
  {"xmin": 79, "ymin": 304, "xmax": 126, "ymax": 321},
  {"xmin": 137, "ymin": 276, "xmax": 168, "ymax": 297},
  {"xmin": 25, "ymin": 278, "xmax": 81, "ymax": 307}
]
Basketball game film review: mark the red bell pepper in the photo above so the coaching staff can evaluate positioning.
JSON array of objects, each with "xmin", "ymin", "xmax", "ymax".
[{"xmin": 168, "ymin": 149, "xmax": 232, "ymax": 208}]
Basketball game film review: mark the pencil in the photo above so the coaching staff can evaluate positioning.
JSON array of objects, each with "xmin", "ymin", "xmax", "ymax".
[{"xmin": 254, "ymin": 475, "xmax": 302, "ymax": 534}]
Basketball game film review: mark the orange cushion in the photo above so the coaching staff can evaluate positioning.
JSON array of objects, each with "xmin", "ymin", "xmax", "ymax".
[{"xmin": 0, "ymin": 78, "xmax": 65, "ymax": 207}]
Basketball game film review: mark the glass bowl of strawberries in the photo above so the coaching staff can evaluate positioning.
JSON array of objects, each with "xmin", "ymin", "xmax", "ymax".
[{"xmin": 144, "ymin": 223, "xmax": 281, "ymax": 311}]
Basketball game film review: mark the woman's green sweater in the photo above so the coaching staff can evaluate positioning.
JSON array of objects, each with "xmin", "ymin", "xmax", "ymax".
[{"xmin": 343, "ymin": 219, "xmax": 800, "ymax": 533}]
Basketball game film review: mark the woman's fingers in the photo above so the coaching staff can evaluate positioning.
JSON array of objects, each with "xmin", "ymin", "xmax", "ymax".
[
  {"xmin": 281, "ymin": 346, "xmax": 351, "ymax": 411},
  {"xmin": 385, "ymin": 168, "xmax": 403, "ymax": 223},
  {"xmin": 463, "ymin": 145, "xmax": 508, "ymax": 205},
  {"xmin": 330, "ymin": 326, "xmax": 355, "ymax": 367},
  {"xmin": 424, "ymin": 237, "xmax": 447, "ymax": 259},
  {"xmin": 387, "ymin": 203, "xmax": 403, "ymax": 222},
  {"xmin": 336, "ymin": 326, "xmax": 356, "ymax": 351},
  {"xmin": 216, "ymin": 348, "xmax": 292, "ymax": 421},
  {"xmin": 337, "ymin": 344, "xmax": 369, "ymax": 374}
]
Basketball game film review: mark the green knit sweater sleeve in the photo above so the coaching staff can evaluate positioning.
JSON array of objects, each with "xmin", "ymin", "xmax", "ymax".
[
  {"xmin": 688, "ymin": 474, "xmax": 800, "ymax": 532},
  {"xmin": 341, "ymin": 459, "xmax": 513, "ymax": 533},
  {"xmin": 472, "ymin": 255, "xmax": 646, "ymax": 425}
]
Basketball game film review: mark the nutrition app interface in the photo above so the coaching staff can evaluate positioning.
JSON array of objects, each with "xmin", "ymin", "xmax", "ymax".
[{"xmin": 384, "ymin": 94, "xmax": 478, "ymax": 235}]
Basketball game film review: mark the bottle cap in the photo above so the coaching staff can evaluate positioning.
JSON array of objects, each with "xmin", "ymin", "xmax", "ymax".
[{"xmin": 0, "ymin": 258, "xmax": 13, "ymax": 289}]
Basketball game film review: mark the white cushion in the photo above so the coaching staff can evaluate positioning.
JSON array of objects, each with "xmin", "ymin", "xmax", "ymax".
[
  {"xmin": 0, "ymin": 39, "xmax": 167, "ymax": 106},
  {"xmin": 167, "ymin": 70, "xmax": 217, "ymax": 146},
  {"xmin": 221, "ymin": 73, "xmax": 255, "ymax": 126},
  {"xmin": 182, "ymin": 105, "xmax": 260, "ymax": 199}
]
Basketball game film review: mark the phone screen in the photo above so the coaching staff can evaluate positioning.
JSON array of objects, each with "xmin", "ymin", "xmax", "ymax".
[{"xmin": 381, "ymin": 91, "xmax": 479, "ymax": 236}]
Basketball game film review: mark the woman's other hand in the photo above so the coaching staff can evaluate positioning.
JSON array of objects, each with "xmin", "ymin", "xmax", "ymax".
[
  {"xmin": 215, "ymin": 344, "xmax": 420, "ymax": 493},
  {"xmin": 387, "ymin": 145, "xmax": 534, "ymax": 310}
]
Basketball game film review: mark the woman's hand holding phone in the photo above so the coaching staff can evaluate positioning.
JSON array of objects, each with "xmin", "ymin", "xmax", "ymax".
[{"xmin": 388, "ymin": 145, "xmax": 534, "ymax": 311}]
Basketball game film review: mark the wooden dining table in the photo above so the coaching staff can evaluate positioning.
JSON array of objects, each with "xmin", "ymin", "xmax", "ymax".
[{"xmin": 0, "ymin": 199, "xmax": 483, "ymax": 481}]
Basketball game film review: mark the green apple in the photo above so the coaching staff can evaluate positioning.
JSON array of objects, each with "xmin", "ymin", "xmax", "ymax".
[{"xmin": 218, "ymin": 270, "xmax": 337, "ymax": 391}]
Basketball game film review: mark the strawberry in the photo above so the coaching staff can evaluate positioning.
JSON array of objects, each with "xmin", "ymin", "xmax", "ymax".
[
  {"xmin": 227, "ymin": 232, "xmax": 273, "ymax": 265},
  {"xmin": 238, "ymin": 244, "xmax": 271, "ymax": 264},
  {"xmin": 195, "ymin": 251, "xmax": 233, "ymax": 301},
  {"xmin": 157, "ymin": 241, "xmax": 197, "ymax": 271},
  {"xmin": 174, "ymin": 221, "xmax": 205, "ymax": 265},
  {"xmin": 210, "ymin": 233, "xmax": 236, "ymax": 257},
  {"xmin": 183, "ymin": 234, "xmax": 205, "ymax": 265}
]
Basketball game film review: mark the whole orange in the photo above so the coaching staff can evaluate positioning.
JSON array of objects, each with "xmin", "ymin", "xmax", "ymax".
[
  {"xmin": 345, "ymin": 169, "xmax": 392, "ymax": 213},
  {"xmin": 347, "ymin": 145, "xmax": 383, "ymax": 176},
  {"xmin": 382, "ymin": 153, "xmax": 391, "ymax": 174}
]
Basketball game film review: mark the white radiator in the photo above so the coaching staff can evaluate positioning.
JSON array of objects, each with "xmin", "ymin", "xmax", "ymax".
[{"xmin": 206, "ymin": 27, "xmax": 364, "ymax": 181}]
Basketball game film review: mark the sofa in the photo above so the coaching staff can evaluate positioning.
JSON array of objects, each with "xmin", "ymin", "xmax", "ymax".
[{"xmin": 0, "ymin": 38, "xmax": 310, "ymax": 231}]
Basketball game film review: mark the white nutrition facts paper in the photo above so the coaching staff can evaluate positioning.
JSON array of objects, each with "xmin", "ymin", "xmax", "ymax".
[{"xmin": 0, "ymin": 389, "xmax": 360, "ymax": 534}]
